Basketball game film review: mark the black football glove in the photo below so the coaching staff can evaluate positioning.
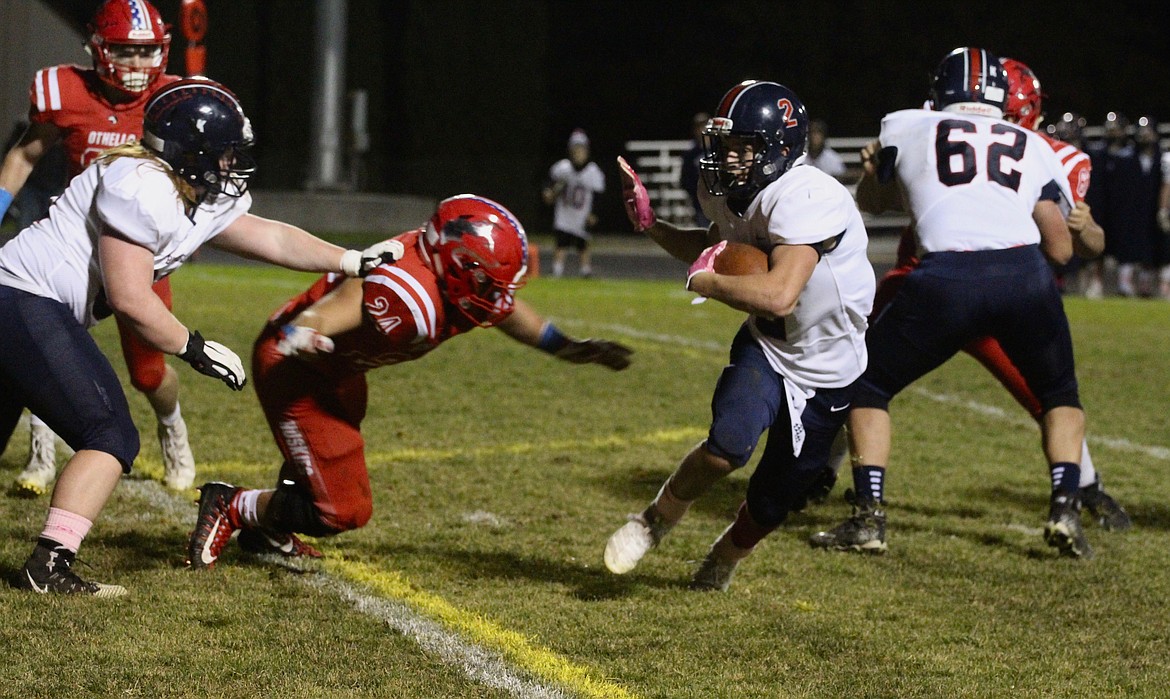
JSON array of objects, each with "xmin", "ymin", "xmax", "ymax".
[
  {"xmin": 554, "ymin": 339, "xmax": 633, "ymax": 371},
  {"xmin": 177, "ymin": 330, "xmax": 247, "ymax": 391}
]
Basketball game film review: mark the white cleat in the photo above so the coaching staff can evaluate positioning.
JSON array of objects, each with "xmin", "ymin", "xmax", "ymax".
[
  {"xmin": 12, "ymin": 422, "xmax": 58, "ymax": 497},
  {"xmin": 604, "ymin": 513, "xmax": 662, "ymax": 574},
  {"xmin": 159, "ymin": 417, "xmax": 196, "ymax": 491}
]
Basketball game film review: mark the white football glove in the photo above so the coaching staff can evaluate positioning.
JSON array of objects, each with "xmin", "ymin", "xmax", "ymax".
[
  {"xmin": 177, "ymin": 330, "xmax": 247, "ymax": 391},
  {"xmin": 275, "ymin": 324, "xmax": 335, "ymax": 358},
  {"xmin": 340, "ymin": 239, "xmax": 406, "ymax": 277}
]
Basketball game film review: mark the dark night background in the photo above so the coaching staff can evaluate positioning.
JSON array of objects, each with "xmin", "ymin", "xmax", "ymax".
[{"xmin": 47, "ymin": 0, "xmax": 1170, "ymax": 231}]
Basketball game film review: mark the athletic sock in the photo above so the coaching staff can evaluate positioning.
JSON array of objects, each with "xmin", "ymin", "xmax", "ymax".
[
  {"xmin": 1049, "ymin": 462, "xmax": 1081, "ymax": 495},
  {"xmin": 234, "ymin": 489, "xmax": 265, "ymax": 528},
  {"xmin": 726, "ymin": 502, "xmax": 774, "ymax": 551},
  {"xmin": 42, "ymin": 507, "xmax": 93, "ymax": 554},
  {"xmin": 158, "ymin": 402, "xmax": 182, "ymax": 427},
  {"xmin": 852, "ymin": 465, "xmax": 885, "ymax": 504}
]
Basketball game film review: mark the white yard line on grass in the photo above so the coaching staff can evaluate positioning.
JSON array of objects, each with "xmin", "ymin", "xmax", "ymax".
[{"xmin": 124, "ymin": 479, "xmax": 638, "ymax": 699}]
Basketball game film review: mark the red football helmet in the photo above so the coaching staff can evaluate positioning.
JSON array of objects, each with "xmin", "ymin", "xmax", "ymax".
[
  {"xmin": 422, "ymin": 195, "xmax": 529, "ymax": 327},
  {"xmin": 88, "ymin": 0, "xmax": 172, "ymax": 94},
  {"xmin": 1000, "ymin": 58, "xmax": 1043, "ymax": 131}
]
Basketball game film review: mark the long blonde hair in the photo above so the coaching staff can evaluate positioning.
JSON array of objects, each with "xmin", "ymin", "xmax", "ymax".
[{"xmin": 97, "ymin": 142, "xmax": 199, "ymax": 210}]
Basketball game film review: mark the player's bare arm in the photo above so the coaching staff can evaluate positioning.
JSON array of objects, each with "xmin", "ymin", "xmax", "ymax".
[
  {"xmin": 617, "ymin": 155, "xmax": 710, "ymax": 263},
  {"xmin": 98, "ymin": 231, "xmax": 189, "ymax": 353},
  {"xmin": 0, "ymin": 121, "xmax": 61, "ymax": 195},
  {"xmin": 211, "ymin": 213, "xmax": 349, "ymax": 272},
  {"xmin": 275, "ymin": 277, "xmax": 363, "ymax": 357},
  {"xmin": 497, "ymin": 298, "xmax": 633, "ymax": 370},
  {"xmin": 690, "ymin": 243, "xmax": 818, "ymax": 319},
  {"xmin": 1034, "ymin": 199, "xmax": 1073, "ymax": 266},
  {"xmin": 854, "ymin": 140, "xmax": 903, "ymax": 215},
  {"xmin": 293, "ymin": 277, "xmax": 364, "ymax": 337},
  {"xmin": 1066, "ymin": 201, "xmax": 1104, "ymax": 259}
]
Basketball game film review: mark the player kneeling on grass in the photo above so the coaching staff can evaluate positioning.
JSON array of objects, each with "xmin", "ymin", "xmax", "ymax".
[
  {"xmin": 186, "ymin": 195, "xmax": 632, "ymax": 569},
  {"xmin": 603, "ymin": 81, "xmax": 875, "ymax": 592}
]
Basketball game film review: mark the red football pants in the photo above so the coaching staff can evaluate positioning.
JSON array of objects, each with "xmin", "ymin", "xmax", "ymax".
[
  {"xmin": 114, "ymin": 277, "xmax": 172, "ymax": 393},
  {"xmin": 253, "ymin": 330, "xmax": 374, "ymax": 533}
]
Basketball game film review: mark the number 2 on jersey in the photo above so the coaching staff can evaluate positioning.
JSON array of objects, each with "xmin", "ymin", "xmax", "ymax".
[{"xmin": 935, "ymin": 119, "xmax": 1026, "ymax": 191}]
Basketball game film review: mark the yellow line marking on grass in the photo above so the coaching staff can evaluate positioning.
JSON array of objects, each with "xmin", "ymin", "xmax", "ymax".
[
  {"xmin": 329, "ymin": 558, "xmax": 641, "ymax": 699},
  {"xmin": 371, "ymin": 427, "xmax": 706, "ymax": 464},
  {"xmin": 206, "ymin": 428, "xmax": 708, "ymax": 478}
]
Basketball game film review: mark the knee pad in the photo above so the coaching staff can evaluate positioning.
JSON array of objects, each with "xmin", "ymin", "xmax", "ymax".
[{"xmin": 129, "ymin": 356, "xmax": 167, "ymax": 393}]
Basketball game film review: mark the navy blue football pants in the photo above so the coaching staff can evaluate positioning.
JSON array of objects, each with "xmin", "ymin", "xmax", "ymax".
[
  {"xmin": 705, "ymin": 325, "xmax": 856, "ymax": 528},
  {"xmin": 855, "ymin": 244, "xmax": 1080, "ymax": 412},
  {"xmin": 0, "ymin": 286, "xmax": 139, "ymax": 471}
]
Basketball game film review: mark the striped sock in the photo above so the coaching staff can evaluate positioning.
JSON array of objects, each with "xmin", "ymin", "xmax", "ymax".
[
  {"xmin": 853, "ymin": 465, "xmax": 885, "ymax": 504},
  {"xmin": 1049, "ymin": 462, "xmax": 1081, "ymax": 495}
]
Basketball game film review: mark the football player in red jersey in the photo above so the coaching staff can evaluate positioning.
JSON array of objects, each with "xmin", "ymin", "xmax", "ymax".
[
  {"xmin": 186, "ymin": 195, "xmax": 633, "ymax": 569},
  {"xmin": 0, "ymin": 0, "xmax": 200, "ymax": 495},
  {"xmin": 813, "ymin": 53, "xmax": 1129, "ymax": 558}
]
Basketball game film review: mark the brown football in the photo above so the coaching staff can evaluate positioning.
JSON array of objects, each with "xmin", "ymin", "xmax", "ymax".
[{"xmin": 713, "ymin": 242, "xmax": 768, "ymax": 275}]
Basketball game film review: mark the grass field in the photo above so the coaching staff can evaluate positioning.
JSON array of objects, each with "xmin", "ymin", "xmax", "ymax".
[{"xmin": 2, "ymin": 263, "xmax": 1168, "ymax": 698}]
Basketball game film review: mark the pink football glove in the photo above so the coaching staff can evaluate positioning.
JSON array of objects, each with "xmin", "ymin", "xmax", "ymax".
[
  {"xmin": 686, "ymin": 240, "xmax": 727, "ymax": 303},
  {"xmin": 617, "ymin": 156, "xmax": 657, "ymax": 232}
]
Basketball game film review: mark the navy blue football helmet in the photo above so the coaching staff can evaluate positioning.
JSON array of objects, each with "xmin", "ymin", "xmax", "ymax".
[
  {"xmin": 929, "ymin": 47, "xmax": 1009, "ymax": 118},
  {"xmin": 142, "ymin": 77, "xmax": 255, "ymax": 201},
  {"xmin": 699, "ymin": 80, "xmax": 809, "ymax": 203}
]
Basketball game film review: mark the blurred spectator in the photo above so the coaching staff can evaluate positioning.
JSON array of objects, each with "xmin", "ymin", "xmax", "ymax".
[
  {"xmin": 542, "ymin": 129, "xmax": 605, "ymax": 277},
  {"xmin": 805, "ymin": 119, "xmax": 847, "ymax": 181},
  {"xmin": 679, "ymin": 112, "xmax": 710, "ymax": 228},
  {"xmin": 1093, "ymin": 112, "xmax": 1152, "ymax": 297},
  {"xmin": 1133, "ymin": 117, "xmax": 1166, "ymax": 298},
  {"xmin": 1160, "ymin": 127, "xmax": 1170, "ymax": 298}
]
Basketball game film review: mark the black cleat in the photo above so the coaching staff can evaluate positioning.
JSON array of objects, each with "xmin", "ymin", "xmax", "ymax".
[
  {"xmin": 808, "ymin": 489, "xmax": 887, "ymax": 554},
  {"xmin": 1079, "ymin": 481, "xmax": 1132, "ymax": 531},
  {"xmin": 1044, "ymin": 492, "xmax": 1094, "ymax": 559},
  {"xmin": 11, "ymin": 541, "xmax": 126, "ymax": 597}
]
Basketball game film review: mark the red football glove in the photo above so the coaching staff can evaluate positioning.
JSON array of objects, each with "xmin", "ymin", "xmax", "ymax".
[{"xmin": 617, "ymin": 156, "xmax": 657, "ymax": 233}]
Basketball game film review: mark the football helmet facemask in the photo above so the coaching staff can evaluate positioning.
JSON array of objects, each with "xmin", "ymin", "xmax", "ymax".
[
  {"xmin": 142, "ymin": 77, "xmax": 256, "ymax": 201},
  {"xmin": 699, "ymin": 80, "xmax": 808, "ymax": 204},
  {"xmin": 87, "ymin": 0, "xmax": 171, "ymax": 94},
  {"xmin": 929, "ymin": 47, "xmax": 1008, "ymax": 118},
  {"xmin": 422, "ymin": 195, "xmax": 528, "ymax": 327},
  {"xmin": 1000, "ymin": 57, "xmax": 1043, "ymax": 131}
]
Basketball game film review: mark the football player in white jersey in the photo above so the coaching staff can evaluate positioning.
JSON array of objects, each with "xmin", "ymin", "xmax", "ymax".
[
  {"xmin": 542, "ymin": 129, "xmax": 605, "ymax": 277},
  {"xmin": 809, "ymin": 48, "xmax": 1095, "ymax": 559},
  {"xmin": 604, "ymin": 81, "xmax": 875, "ymax": 591},
  {"xmin": 0, "ymin": 78, "xmax": 403, "ymax": 596}
]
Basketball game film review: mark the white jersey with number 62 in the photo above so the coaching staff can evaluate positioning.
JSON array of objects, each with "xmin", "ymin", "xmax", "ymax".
[{"xmin": 880, "ymin": 108, "xmax": 1072, "ymax": 254}]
